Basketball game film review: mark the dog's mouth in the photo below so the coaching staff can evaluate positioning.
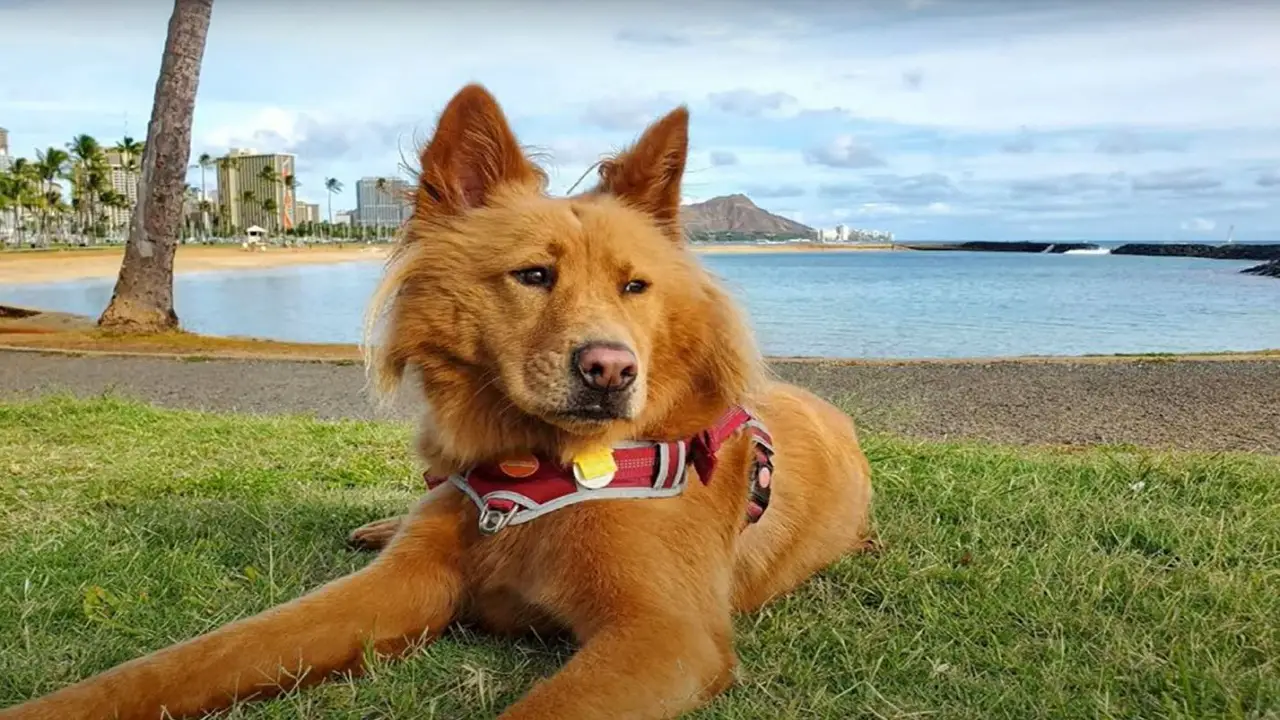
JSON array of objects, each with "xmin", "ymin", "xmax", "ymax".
[
  {"xmin": 552, "ymin": 391, "xmax": 634, "ymax": 425},
  {"xmin": 556, "ymin": 405, "xmax": 624, "ymax": 422}
]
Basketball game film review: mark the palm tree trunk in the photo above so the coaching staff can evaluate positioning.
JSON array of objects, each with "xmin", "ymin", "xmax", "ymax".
[
  {"xmin": 99, "ymin": 0, "xmax": 213, "ymax": 332},
  {"xmin": 199, "ymin": 165, "xmax": 209, "ymax": 240}
]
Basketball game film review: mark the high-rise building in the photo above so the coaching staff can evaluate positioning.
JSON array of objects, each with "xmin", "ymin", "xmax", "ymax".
[
  {"xmin": 99, "ymin": 148, "xmax": 142, "ymax": 231},
  {"xmin": 295, "ymin": 201, "xmax": 321, "ymax": 225},
  {"xmin": 215, "ymin": 148, "xmax": 297, "ymax": 234},
  {"xmin": 0, "ymin": 127, "xmax": 11, "ymax": 172},
  {"xmin": 355, "ymin": 176, "xmax": 411, "ymax": 228}
]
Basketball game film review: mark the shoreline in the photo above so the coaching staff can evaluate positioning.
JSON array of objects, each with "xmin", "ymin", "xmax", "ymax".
[
  {"xmin": 0, "ymin": 312, "xmax": 1275, "ymax": 367},
  {"xmin": 0, "ymin": 242, "xmax": 894, "ymax": 285}
]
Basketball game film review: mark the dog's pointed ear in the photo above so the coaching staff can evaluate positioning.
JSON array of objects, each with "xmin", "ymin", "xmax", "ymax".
[
  {"xmin": 595, "ymin": 106, "xmax": 690, "ymax": 241},
  {"xmin": 415, "ymin": 84, "xmax": 542, "ymax": 218}
]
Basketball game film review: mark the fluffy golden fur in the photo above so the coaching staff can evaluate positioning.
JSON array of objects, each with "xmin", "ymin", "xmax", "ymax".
[{"xmin": 1, "ymin": 84, "xmax": 873, "ymax": 720}]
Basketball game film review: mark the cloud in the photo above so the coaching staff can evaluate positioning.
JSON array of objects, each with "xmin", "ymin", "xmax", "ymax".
[
  {"xmin": 613, "ymin": 29, "xmax": 693, "ymax": 47},
  {"xmin": 1095, "ymin": 129, "xmax": 1188, "ymax": 155},
  {"xmin": 744, "ymin": 183, "xmax": 805, "ymax": 199},
  {"xmin": 532, "ymin": 138, "xmax": 610, "ymax": 168},
  {"xmin": 1130, "ymin": 168, "xmax": 1221, "ymax": 193},
  {"xmin": 1002, "ymin": 126, "xmax": 1037, "ymax": 154},
  {"xmin": 1180, "ymin": 217, "xmax": 1217, "ymax": 232},
  {"xmin": 580, "ymin": 93, "xmax": 682, "ymax": 131},
  {"xmin": 803, "ymin": 135, "xmax": 886, "ymax": 169},
  {"xmin": 706, "ymin": 88, "xmax": 797, "ymax": 117},
  {"xmin": 708, "ymin": 150, "xmax": 739, "ymax": 167},
  {"xmin": 1258, "ymin": 169, "xmax": 1280, "ymax": 187},
  {"xmin": 1008, "ymin": 172, "xmax": 1127, "ymax": 197},
  {"xmin": 198, "ymin": 109, "xmax": 413, "ymax": 166},
  {"xmin": 815, "ymin": 173, "xmax": 956, "ymax": 206},
  {"xmin": 818, "ymin": 183, "xmax": 860, "ymax": 199},
  {"xmin": 872, "ymin": 172, "xmax": 957, "ymax": 205}
]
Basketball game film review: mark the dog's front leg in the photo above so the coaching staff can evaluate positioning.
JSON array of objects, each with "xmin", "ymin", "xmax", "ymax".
[
  {"xmin": 1, "ymin": 505, "xmax": 465, "ymax": 720},
  {"xmin": 498, "ymin": 611, "xmax": 737, "ymax": 720}
]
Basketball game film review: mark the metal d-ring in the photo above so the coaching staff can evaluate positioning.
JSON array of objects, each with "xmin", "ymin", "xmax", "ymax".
[{"xmin": 477, "ymin": 504, "xmax": 518, "ymax": 535}]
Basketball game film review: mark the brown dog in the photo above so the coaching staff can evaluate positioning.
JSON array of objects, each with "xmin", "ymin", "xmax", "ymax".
[{"xmin": 1, "ymin": 84, "xmax": 873, "ymax": 720}]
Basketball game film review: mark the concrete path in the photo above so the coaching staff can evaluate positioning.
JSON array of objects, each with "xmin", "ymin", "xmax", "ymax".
[{"xmin": 2, "ymin": 350, "xmax": 1277, "ymax": 454}]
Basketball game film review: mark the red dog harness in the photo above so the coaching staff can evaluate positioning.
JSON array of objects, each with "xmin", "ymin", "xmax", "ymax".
[{"xmin": 425, "ymin": 406, "xmax": 775, "ymax": 535}]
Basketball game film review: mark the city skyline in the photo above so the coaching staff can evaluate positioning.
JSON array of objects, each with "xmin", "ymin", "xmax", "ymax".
[{"xmin": 2, "ymin": 1, "xmax": 1278, "ymax": 241}]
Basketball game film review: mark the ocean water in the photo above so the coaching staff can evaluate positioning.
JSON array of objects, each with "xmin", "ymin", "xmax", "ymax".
[{"xmin": 3, "ymin": 250, "xmax": 1278, "ymax": 359}]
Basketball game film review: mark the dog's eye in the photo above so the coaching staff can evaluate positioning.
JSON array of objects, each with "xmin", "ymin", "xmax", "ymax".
[
  {"xmin": 511, "ymin": 266, "xmax": 555, "ymax": 289},
  {"xmin": 622, "ymin": 279, "xmax": 650, "ymax": 295}
]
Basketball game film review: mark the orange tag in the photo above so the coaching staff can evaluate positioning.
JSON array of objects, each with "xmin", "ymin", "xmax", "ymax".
[{"xmin": 498, "ymin": 455, "xmax": 540, "ymax": 478}]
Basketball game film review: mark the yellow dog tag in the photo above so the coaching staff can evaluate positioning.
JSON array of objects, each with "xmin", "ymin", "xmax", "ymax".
[{"xmin": 573, "ymin": 446, "xmax": 617, "ymax": 490}]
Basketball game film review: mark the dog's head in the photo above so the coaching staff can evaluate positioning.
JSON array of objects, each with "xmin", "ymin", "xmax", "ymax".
[{"xmin": 365, "ymin": 84, "xmax": 764, "ymax": 466}]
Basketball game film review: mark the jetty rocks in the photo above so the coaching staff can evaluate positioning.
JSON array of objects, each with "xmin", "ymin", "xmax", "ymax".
[
  {"xmin": 1243, "ymin": 259, "xmax": 1280, "ymax": 278},
  {"xmin": 903, "ymin": 241, "xmax": 1100, "ymax": 254},
  {"xmin": 1111, "ymin": 243, "xmax": 1280, "ymax": 261}
]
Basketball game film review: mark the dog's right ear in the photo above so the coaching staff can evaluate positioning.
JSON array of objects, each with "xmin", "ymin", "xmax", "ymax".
[{"xmin": 415, "ymin": 84, "xmax": 542, "ymax": 218}]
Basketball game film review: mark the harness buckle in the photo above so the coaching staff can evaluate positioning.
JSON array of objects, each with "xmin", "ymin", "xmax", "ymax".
[{"xmin": 477, "ymin": 503, "xmax": 518, "ymax": 535}]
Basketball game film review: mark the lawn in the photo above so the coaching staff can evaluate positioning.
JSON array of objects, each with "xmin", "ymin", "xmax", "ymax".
[{"xmin": 1, "ymin": 396, "xmax": 1278, "ymax": 719}]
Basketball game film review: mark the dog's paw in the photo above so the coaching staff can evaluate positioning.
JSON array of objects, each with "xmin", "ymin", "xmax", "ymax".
[{"xmin": 346, "ymin": 516, "xmax": 404, "ymax": 551}]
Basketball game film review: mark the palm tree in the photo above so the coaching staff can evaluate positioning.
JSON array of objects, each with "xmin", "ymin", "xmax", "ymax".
[
  {"xmin": 182, "ymin": 184, "xmax": 200, "ymax": 241},
  {"xmin": 283, "ymin": 173, "xmax": 298, "ymax": 237},
  {"xmin": 35, "ymin": 147, "xmax": 69, "ymax": 245},
  {"xmin": 99, "ymin": 0, "xmax": 214, "ymax": 332},
  {"xmin": 101, "ymin": 190, "xmax": 131, "ymax": 237},
  {"xmin": 256, "ymin": 163, "xmax": 278, "ymax": 231},
  {"xmin": 324, "ymin": 177, "xmax": 342, "ymax": 239},
  {"xmin": 0, "ymin": 169, "xmax": 21, "ymax": 246},
  {"xmin": 196, "ymin": 152, "xmax": 213, "ymax": 239},
  {"xmin": 115, "ymin": 136, "xmax": 143, "ymax": 170},
  {"xmin": 67, "ymin": 134, "xmax": 104, "ymax": 238},
  {"xmin": 374, "ymin": 176, "xmax": 390, "ymax": 241},
  {"xmin": 197, "ymin": 198, "xmax": 214, "ymax": 240},
  {"xmin": 261, "ymin": 196, "xmax": 277, "ymax": 221},
  {"xmin": 215, "ymin": 154, "xmax": 239, "ymax": 232},
  {"xmin": 4, "ymin": 159, "xmax": 39, "ymax": 245},
  {"xmin": 43, "ymin": 190, "xmax": 70, "ymax": 242}
]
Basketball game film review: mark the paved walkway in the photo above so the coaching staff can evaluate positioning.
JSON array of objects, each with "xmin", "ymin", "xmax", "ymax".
[{"xmin": 2, "ymin": 350, "xmax": 1277, "ymax": 454}]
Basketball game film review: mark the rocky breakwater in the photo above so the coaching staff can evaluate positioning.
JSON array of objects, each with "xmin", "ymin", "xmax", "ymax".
[
  {"xmin": 1111, "ymin": 243, "xmax": 1280, "ymax": 262},
  {"xmin": 1109, "ymin": 243, "xmax": 1280, "ymax": 279},
  {"xmin": 902, "ymin": 241, "xmax": 1101, "ymax": 254},
  {"xmin": 1242, "ymin": 259, "xmax": 1280, "ymax": 278}
]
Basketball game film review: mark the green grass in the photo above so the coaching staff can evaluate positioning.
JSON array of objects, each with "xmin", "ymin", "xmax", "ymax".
[{"xmin": 1, "ymin": 396, "xmax": 1278, "ymax": 719}]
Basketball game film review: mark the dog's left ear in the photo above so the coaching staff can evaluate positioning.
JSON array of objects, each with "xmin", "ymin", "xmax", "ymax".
[{"xmin": 595, "ymin": 106, "xmax": 689, "ymax": 241}]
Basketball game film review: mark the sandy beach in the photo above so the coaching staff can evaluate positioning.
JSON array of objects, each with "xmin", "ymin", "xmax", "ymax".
[
  {"xmin": 0, "ymin": 242, "xmax": 893, "ymax": 285},
  {"xmin": 0, "ymin": 245, "xmax": 391, "ymax": 285}
]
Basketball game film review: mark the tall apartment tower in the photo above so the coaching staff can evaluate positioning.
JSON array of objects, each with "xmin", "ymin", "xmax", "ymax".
[
  {"xmin": 0, "ymin": 127, "xmax": 10, "ymax": 172},
  {"xmin": 215, "ymin": 148, "xmax": 297, "ymax": 233},
  {"xmin": 100, "ymin": 148, "xmax": 142, "ymax": 231},
  {"xmin": 354, "ymin": 176, "xmax": 411, "ymax": 228}
]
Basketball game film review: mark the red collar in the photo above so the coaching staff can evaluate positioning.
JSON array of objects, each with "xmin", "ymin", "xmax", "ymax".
[{"xmin": 425, "ymin": 405, "xmax": 775, "ymax": 534}]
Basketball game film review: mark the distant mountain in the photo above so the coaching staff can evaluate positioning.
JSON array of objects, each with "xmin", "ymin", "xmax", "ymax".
[{"xmin": 681, "ymin": 194, "xmax": 812, "ymax": 236}]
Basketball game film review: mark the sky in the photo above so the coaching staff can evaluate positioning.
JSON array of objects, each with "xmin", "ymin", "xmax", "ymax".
[{"xmin": 1, "ymin": 0, "xmax": 1278, "ymax": 242}]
